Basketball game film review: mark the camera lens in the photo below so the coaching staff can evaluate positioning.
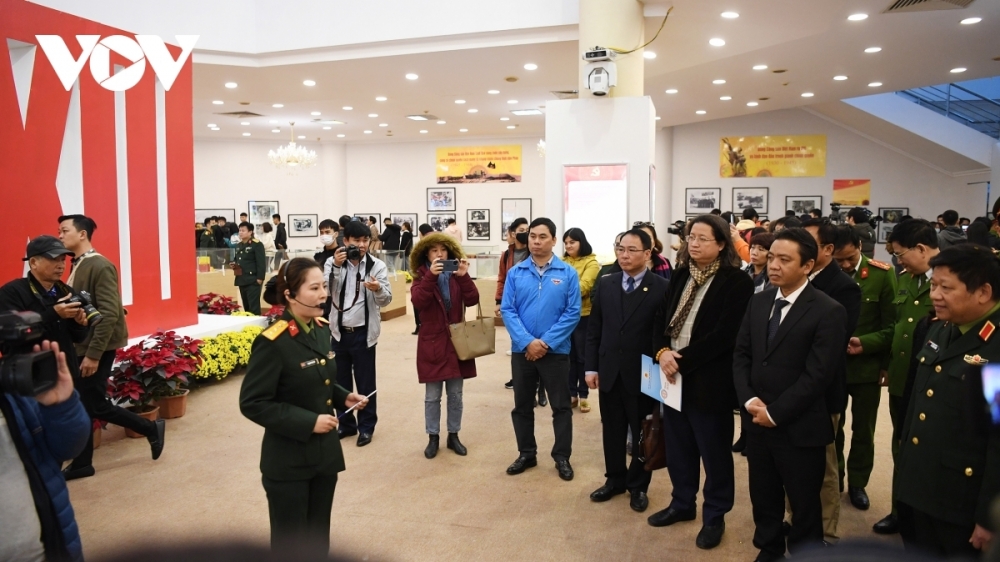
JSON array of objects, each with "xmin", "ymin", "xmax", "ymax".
[{"xmin": 0, "ymin": 350, "xmax": 58, "ymax": 397}]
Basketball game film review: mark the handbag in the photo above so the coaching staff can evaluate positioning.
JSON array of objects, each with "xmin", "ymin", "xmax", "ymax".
[
  {"xmin": 449, "ymin": 303, "xmax": 496, "ymax": 360},
  {"xmin": 640, "ymin": 406, "xmax": 667, "ymax": 471}
]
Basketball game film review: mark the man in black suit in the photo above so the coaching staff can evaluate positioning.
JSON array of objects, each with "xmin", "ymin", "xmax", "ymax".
[
  {"xmin": 585, "ymin": 228, "xmax": 669, "ymax": 512},
  {"xmin": 733, "ymin": 228, "xmax": 847, "ymax": 562},
  {"xmin": 272, "ymin": 213, "xmax": 288, "ymax": 269},
  {"xmin": 802, "ymin": 219, "xmax": 862, "ymax": 542}
]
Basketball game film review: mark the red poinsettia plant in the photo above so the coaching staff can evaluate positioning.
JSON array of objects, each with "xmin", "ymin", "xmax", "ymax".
[
  {"xmin": 198, "ymin": 293, "xmax": 241, "ymax": 315},
  {"xmin": 109, "ymin": 331, "xmax": 202, "ymax": 412},
  {"xmin": 265, "ymin": 304, "xmax": 286, "ymax": 325}
]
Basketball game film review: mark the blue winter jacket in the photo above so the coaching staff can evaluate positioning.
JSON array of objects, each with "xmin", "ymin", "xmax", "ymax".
[
  {"xmin": 501, "ymin": 255, "xmax": 581, "ymax": 355},
  {"xmin": 5, "ymin": 390, "xmax": 90, "ymax": 562}
]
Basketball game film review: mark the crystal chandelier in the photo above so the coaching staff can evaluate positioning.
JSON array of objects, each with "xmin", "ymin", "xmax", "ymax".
[{"xmin": 268, "ymin": 122, "xmax": 317, "ymax": 171}]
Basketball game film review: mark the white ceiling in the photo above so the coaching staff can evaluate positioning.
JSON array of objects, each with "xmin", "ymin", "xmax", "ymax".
[{"xmin": 192, "ymin": 0, "xmax": 1000, "ymax": 143}]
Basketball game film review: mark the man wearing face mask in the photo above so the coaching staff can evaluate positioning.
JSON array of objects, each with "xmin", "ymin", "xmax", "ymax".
[
  {"xmin": 314, "ymin": 220, "xmax": 341, "ymax": 267},
  {"xmin": 497, "ymin": 218, "xmax": 530, "ymax": 388}
]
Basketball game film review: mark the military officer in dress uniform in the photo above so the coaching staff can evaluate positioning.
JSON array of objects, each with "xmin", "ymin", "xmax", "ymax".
[
  {"xmin": 896, "ymin": 244, "xmax": 1000, "ymax": 557},
  {"xmin": 233, "ymin": 221, "xmax": 267, "ymax": 315},
  {"xmin": 240, "ymin": 257, "xmax": 369, "ymax": 554},
  {"xmin": 873, "ymin": 219, "xmax": 940, "ymax": 534},
  {"xmin": 834, "ymin": 226, "xmax": 897, "ymax": 511}
]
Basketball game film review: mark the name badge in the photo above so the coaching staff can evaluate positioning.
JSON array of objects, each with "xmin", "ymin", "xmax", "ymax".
[
  {"xmin": 328, "ymin": 351, "xmax": 335, "ymax": 359},
  {"xmin": 300, "ymin": 359, "xmax": 318, "ymax": 369},
  {"xmin": 551, "ymin": 278, "xmax": 562, "ymax": 285},
  {"xmin": 927, "ymin": 341, "xmax": 939, "ymax": 352}
]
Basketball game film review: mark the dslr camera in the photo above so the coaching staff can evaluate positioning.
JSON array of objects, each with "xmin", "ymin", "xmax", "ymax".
[
  {"xmin": 0, "ymin": 311, "xmax": 58, "ymax": 397},
  {"xmin": 345, "ymin": 245, "xmax": 362, "ymax": 261},
  {"xmin": 66, "ymin": 290, "xmax": 102, "ymax": 327},
  {"xmin": 666, "ymin": 220, "xmax": 687, "ymax": 236}
]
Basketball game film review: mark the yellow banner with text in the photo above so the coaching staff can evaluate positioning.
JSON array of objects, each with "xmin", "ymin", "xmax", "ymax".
[
  {"xmin": 436, "ymin": 145, "xmax": 522, "ymax": 183},
  {"xmin": 720, "ymin": 135, "xmax": 826, "ymax": 178}
]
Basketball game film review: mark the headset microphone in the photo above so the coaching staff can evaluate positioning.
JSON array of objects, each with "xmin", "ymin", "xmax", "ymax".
[{"xmin": 292, "ymin": 297, "xmax": 325, "ymax": 310}]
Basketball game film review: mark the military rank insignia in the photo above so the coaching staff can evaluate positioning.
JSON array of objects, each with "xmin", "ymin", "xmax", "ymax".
[
  {"xmin": 980, "ymin": 321, "xmax": 996, "ymax": 342},
  {"xmin": 964, "ymin": 354, "xmax": 989, "ymax": 366},
  {"xmin": 860, "ymin": 267, "xmax": 869, "ymax": 279},
  {"xmin": 287, "ymin": 321, "xmax": 300, "ymax": 337}
]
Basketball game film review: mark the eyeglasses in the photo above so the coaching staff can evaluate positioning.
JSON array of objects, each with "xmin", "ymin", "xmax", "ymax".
[
  {"xmin": 685, "ymin": 235, "xmax": 717, "ymax": 245},
  {"xmin": 615, "ymin": 245, "xmax": 646, "ymax": 254},
  {"xmin": 890, "ymin": 247, "xmax": 911, "ymax": 258},
  {"xmin": 633, "ymin": 221, "xmax": 655, "ymax": 228}
]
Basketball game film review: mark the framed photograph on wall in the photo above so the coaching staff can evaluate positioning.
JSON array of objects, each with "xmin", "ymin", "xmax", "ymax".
[
  {"xmin": 733, "ymin": 188, "xmax": 768, "ymax": 214},
  {"xmin": 287, "ymin": 214, "xmax": 318, "ymax": 237},
  {"xmin": 878, "ymin": 207, "xmax": 909, "ymax": 243},
  {"xmin": 390, "ymin": 213, "xmax": 418, "ymax": 228},
  {"xmin": 427, "ymin": 213, "xmax": 456, "ymax": 232},
  {"xmin": 249, "ymin": 201, "xmax": 279, "ymax": 226},
  {"xmin": 195, "ymin": 209, "xmax": 235, "ymax": 225},
  {"xmin": 685, "ymin": 188, "xmax": 721, "ymax": 214},
  {"xmin": 501, "ymin": 198, "xmax": 532, "ymax": 238},
  {"xmin": 786, "ymin": 196, "xmax": 823, "ymax": 216},
  {"xmin": 467, "ymin": 209, "xmax": 490, "ymax": 240},
  {"xmin": 427, "ymin": 187, "xmax": 456, "ymax": 212},
  {"xmin": 353, "ymin": 213, "xmax": 381, "ymax": 225}
]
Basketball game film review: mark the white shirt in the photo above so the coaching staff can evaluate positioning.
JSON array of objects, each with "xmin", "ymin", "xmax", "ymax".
[{"xmin": 340, "ymin": 258, "xmax": 368, "ymax": 328}]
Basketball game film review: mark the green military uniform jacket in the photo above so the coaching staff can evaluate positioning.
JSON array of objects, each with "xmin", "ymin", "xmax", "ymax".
[
  {"xmin": 239, "ymin": 311, "xmax": 351, "ymax": 481},
  {"xmin": 234, "ymin": 238, "xmax": 266, "ymax": 287},
  {"xmin": 846, "ymin": 255, "xmax": 897, "ymax": 384},
  {"xmin": 199, "ymin": 229, "xmax": 216, "ymax": 249},
  {"xmin": 887, "ymin": 271, "xmax": 933, "ymax": 396},
  {"xmin": 897, "ymin": 306, "xmax": 1000, "ymax": 529}
]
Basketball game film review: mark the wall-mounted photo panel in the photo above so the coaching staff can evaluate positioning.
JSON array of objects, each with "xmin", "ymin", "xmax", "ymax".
[
  {"xmin": 467, "ymin": 209, "xmax": 490, "ymax": 240},
  {"xmin": 390, "ymin": 213, "xmax": 418, "ymax": 228},
  {"xmin": 427, "ymin": 187, "xmax": 456, "ymax": 211},
  {"xmin": 427, "ymin": 213, "xmax": 456, "ymax": 232},
  {"xmin": 786, "ymin": 196, "xmax": 823, "ymax": 216},
  {"xmin": 685, "ymin": 188, "xmax": 721, "ymax": 214},
  {"xmin": 878, "ymin": 207, "xmax": 909, "ymax": 243},
  {"xmin": 287, "ymin": 214, "xmax": 318, "ymax": 237},
  {"xmin": 733, "ymin": 187, "xmax": 769, "ymax": 214}
]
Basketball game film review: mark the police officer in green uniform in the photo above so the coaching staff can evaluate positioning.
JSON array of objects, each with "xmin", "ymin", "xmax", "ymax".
[
  {"xmin": 240, "ymin": 257, "xmax": 369, "ymax": 554},
  {"xmin": 873, "ymin": 219, "xmax": 939, "ymax": 534},
  {"xmin": 896, "ymin": 244, "xmax": 1000, "ymax": 556},
  {"xmin": 832, "ymin": 226, "xmax": 897, "ymax": 511},
  {"xmin": 233, "ymin": 221, "xmax": 267, "ymax": 315}
]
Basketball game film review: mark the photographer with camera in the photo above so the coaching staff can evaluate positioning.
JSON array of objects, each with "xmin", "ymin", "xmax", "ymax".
[
  {"xmin": 323, "ymin": 220, "xmax": 392, "ymax": 446},
  {"xmin": 1, "ymin": 337, "xmax": 91, "ymax": 562},
  {"xmin": 58, "ymin": 215, "xmax": 165, "ymax": 480}
]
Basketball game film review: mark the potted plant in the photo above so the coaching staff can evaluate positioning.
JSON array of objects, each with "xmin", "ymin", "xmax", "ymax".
[
  {"xmin": 110, "ymin": 331, "xmax": 202, "ymax": 427},
  {"xmin": 265, "ymin": 304, "xmax": 286, "ymax": 325},
  {"xmin": 198, "ymin": 293, "xmax": 241, "ymax": 315}
]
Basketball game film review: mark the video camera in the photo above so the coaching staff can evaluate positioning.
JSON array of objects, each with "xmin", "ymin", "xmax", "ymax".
[
  {"xmin": 0, "ymin": 311, "xmax": 58, "ymax": 397},
  {"xmin": 666, "ymin": 220, "xmax": 687, "ymax": 236}
]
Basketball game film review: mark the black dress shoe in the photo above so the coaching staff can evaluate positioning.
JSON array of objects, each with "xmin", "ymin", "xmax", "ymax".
[
  {"xmin": 504, "ymin": 380, "xmax": 514, "ymax": 390},
  {"xmin": 446, "ymin": 433, "xmax": 467, "ymax": 456},
  {"xmin": 62, "ymin": 465, "xmax": 95, "ymax": 481},
  {"xmin": 356, "ymin": 432, "xmax": 373, "ymax": 447},
  {"xmin": 506, "ymin": 455, "xmax": 537, "ymax": 475},
  {"xmin": 555, "ymin": 459, "xmax": 574, "ymax": 481},
  {"xmin": 873, "ymin": 513, "xmax": 899, "ymax": 535},
  {"xmin": 696, "ymin": 522, "xmax": 725, "ymax": 549},
  {"xmin": 590, "ymin": 484, "xmax": 626, "ymax": 502},
  {"xmin": 338, "ymin": 428, "xmax": 358, "ymax": 440},
  {"xmin": 731, "ymin": 434, "xmax": 746, "ymax": 453},
  {"xmin": 538, "ymin": 393, "xmax": 547, "ymax": 407},
  {"xmin": 412, "ymin": 326, "xmax": 420, "ymax": 335},
  {"xmin": 647, "ymin": 505, "xmax": 696, "ymax": 527},
  {"xmin": 848, "ymin": 486, "xmax": 870, "ymax": 510},
  {"xmin": 424, "ymin": 435, "xmax": 439, "ymax": 459},
  {"xmin": 753, "ymin": 551, "xmax": 783, "ymax": 562},
  {"xmin": 630, "ymin": 490, "xmax": 649, "ymax": 512},
  {"xmin": 147, "ymin": 419, "xmax": 166, "ymax": 460}
]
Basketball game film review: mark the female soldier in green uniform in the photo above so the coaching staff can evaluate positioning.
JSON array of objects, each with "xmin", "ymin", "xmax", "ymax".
[{"xmin": 240, "ymin": 257, "xmax": 369, "ymax": 554}]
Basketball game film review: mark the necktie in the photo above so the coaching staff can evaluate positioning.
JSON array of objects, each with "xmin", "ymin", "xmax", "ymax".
[
  {"xmin": 767, "ymin": 299, "xmax": 789, "ymax": 347},
  {"xmin": 626, "ymin": 276, "xmax": 636, "ymax": 293}
]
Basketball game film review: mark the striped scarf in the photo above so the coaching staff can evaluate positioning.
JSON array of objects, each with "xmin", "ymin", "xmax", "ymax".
[{"xmin": 666, "ymin": 259, "xmax": 721, "ymax": 339}]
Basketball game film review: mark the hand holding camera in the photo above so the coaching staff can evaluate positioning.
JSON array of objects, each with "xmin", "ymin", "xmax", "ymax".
[
  {"xmin": 53, "ymin": 295, "xmax": 81, "ymax": 319},
  {"xmin": 30, "ymin": 340, "xmax": 73, "ymax": 406},
  {"xmin": 0, "ymin": 312, "xmax": 64, "ymax": 399}
]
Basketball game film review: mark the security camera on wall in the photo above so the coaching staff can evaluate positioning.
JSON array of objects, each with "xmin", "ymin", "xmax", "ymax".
[{"xmin": 583, "ymin": 47, "xmax": 617, "ymax": 96}]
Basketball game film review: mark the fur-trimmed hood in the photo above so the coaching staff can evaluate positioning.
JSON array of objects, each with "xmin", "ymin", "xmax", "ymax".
[{"xmin": 409, "ymin": 233, "xmax": 465, "ymax": 274}]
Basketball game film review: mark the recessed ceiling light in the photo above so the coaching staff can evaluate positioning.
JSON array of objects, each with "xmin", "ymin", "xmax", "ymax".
[
  {"xmin": 523, "ymin": 63, "xmax": 538, "ymax": 70},
  {"xmin": 224, "ymin": 82, "xmax": 237, "ymax": 88},
  {"xmin": 721, "ymin": 11, "xmax": 739, "ymax": 19},
  {"xmin": 720, "ymin": 96, "xmax": 732, "ymax": 101},
  {"xmin": 322, "ymin": 126, "xmax": 332, "ymax": 130},
  {"xmin": 468, "ymin": 108, "xmax": 478, "ymax": 113},
  {"xmin": 951, "ymin": 67, "xmax": 967, "ymax": 73},
  {"xmin": 212, "ymin": 100, "xmax": 223, "ymax": 105},
  {"xmin": 303, "ymin": 79, "xmax": 316, "ymax": 86},
  {"xmin": 271, "ymin": 128, "xmax": 279, "ymax": 133},
  {"xmin": 242, "ymin": 132, "xmax": 250, "ymax": 136},
  {"xmin": 342, "ymin": 106, "xmax": 353, "ymax": 110},
  {"xmin": 709, "ymin": 38, "xmax": 726, "ymax": 47},
  {"xmin": 272, "ymin": 103, "xmax": 283, "ymax": 108},
  {"xmin": 848, "ymin": 13, "xmax": 868, "ymax": 21},
  {"xmin": 436, "ymin": 120, "xmax": 446, "ymax": 124},
  {"xmin": 865, "ymin": 47, "xmax": 882, "ymax": 53},
  {"xmin": 507, "ymin": 100, "xmax": 518, "ymax": 104},
  {"xmin": 368, "ymin": 113, "xmax": 378, "ymax": 117},
  {"xmin": 405, "ymin": 73, "xmax": 419, "ymax": 80},
  {"xmin": 500, "ymin": 117, "xmax": 510, "ymax": 121},
  {"xmin": 210, "ymin": 127, "xmax": 219, "ymax": 131},
  {"xmin": 488, "ymin": 89, "xmax": 500, "ymax": 94},
  {"xmin": 419, "ymin": 130, "xmax": 428, "ymax": 134},
  {"xmin": 747, "ymin": 101, "xmax": 759, "ymax": 107},
  {"xmin": 375, "ymin": 96, "xmax": 387, "ymax": 101},
  {"xmin": 378, "ymin": 123, "xmax": 388, "ymax": 127},
  {"xmin": 696, "ymin": 110, "xmax": 707, "ymax": 115},
  {"xmin": 363, "ymin": 130, "xmax": 372, "ymax": 134},
  {"xmin": 337, "ymin": 134, "xmax": 345, "ymax": 138},
  {"xmin": 655, "ymin": 116, "xmax": 661, "ymax": 120},
  {"xmin": 459, "ymin": 128, "xmax": 469, "ymax": 132},
  {"xmin": 801, "ymin": 92, "xmax": 815, "ymax": 97},
  {"xmin": 455, "ymin": 99, "xmax": 466, "ymax": 104},
  {"xmin": 319, "ymin": 120, "xmax": 344, "ymax": 125},
  {"xmin": 269, "ymin": 120, "xmax": 279, "ymax": 124},
  {"xmin": 207, "ymin": 123, "xmax": 217, "ymax": 127},
  {"xmin": 834, "ymin": 75, "xmax": 848, "ymax": 81},
  {"xmin": 511, "ymin": 109, "xmax": 543, "ymax": 116},
  {"xmin": 868, "ymin": 82, "xmax": 883, "ymax": 87},
  {"xmin": 407, "ymin": 115, "xmax": 429, "ymax": 121},
  {"xmin": 753, "ymin": 64, "xmax": 768, "ymax": 70},
  {"xmin": 311, "ymin": 111, "xmax": 321, "ymax": 116},
  {"xmin": 666, "ymin": 89, "xmax": 678, "ymax": 94},
  {"xmin": 240, "ymin": 121, "xmax": 250, "ymax": 125},
  {"xmin": 643, "ymin": 51, "xmax": 657, "ymax": 59},
  {"xmin": 961, "ymin": 17, "xmax": 981, "ymax": 25},
  {"xmin": 713, "ymin": 79, "xmax": 726, "ymax": 85},
  {"xmin": 297, "ymin": 135, "xmax": 305, "ymax": 139},
  {"xmin": 506, "ymin": 125, "xmax": 516, "ymax": 129}
]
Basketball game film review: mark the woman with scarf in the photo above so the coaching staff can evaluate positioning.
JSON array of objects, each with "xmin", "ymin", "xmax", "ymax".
[
  {"xmin": 647, "ymin": 214, "xmax": 753, "ymax": 550},
  {"xmin": 410, "ymin": 233, "xmax": 480, "ymax": 459}
]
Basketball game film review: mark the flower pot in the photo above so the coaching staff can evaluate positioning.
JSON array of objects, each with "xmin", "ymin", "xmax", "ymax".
[
  {"xmin": 93, "ymin": 427, "xmax": 102, "ymax": 449},
  {"xmin": 155, "ymin": 389, "xmax": 189, "ymax": 419},
  {"xmin": 125, "ymin": 406, "xmax": 160, "ymax": 438}
]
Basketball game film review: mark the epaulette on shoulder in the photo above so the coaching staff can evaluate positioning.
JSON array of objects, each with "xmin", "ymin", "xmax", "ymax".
[
  {"xmin": 868, "ymin": 259, "xmax": 891, "ymax": 271},
  {"xmin": 262, "ymin": 320, "xmax": 288, "ymax": 340},
  {"xmin": 315, "ymin": 317, "xmax": 330, "ymax": 325}
]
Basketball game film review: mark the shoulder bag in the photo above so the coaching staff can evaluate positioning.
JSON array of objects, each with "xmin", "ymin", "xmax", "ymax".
[{"xmin": 449, "ymin": 303, "xmax": 496, "ymax": 360}]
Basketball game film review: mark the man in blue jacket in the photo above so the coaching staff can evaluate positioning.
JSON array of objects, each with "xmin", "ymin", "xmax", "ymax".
[
  {"xmin": 501, "ymin": 218, "xmax": 581, "ymax": 481},
  {"xmin": 1, "ymin": 340, "xmax": 90, "ymax": 562}
]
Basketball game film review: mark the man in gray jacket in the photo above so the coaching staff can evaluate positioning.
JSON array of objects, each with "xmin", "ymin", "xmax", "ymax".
[
  {"xmin": 846, "ymin": 208, "xmax": 876, "ymax": 258},
  {"xmin": 936, "ymin": 209, "xmax": 967, "ymax": 250}
]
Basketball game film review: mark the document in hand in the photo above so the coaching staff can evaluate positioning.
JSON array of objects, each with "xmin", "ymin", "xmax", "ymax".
[{"xmin": 640, "ymin": 354, "xmax": 682, "ymax": 412}]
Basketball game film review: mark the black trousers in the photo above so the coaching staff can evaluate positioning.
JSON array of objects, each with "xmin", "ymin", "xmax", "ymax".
[
  {"xmin": 261, "ymin": 473, "xmax": 338, "ymax": 555},
  {"xmin": 71, "ymin": 350, "xmax": 155, "ymax": 469},
  {"xmin": 598, "ymin": 376, "xmax": 655, "ymax": 492},
  {"xmin": 663, "ymin": 404, "xmax": 735, "ymax": 525},
  {"xmin": 567, "ymin": 316, "xmax": 590, "ymax": 399},
  {"xmin": 239, "ymin": 283, "xmax": 262, "ymax": 315},
  {"xmin": 333, "ymin": 328, "xmax": 377, "ymax": 434},
  {"xmin": 898, "ymin": 501, "xmax": 979, "ymax": 559},
  {"xmin": 511, "ymin": 353, "xmax": 572, "ymax": 461},
  {"xmin": 746, "ymin": 434, "xmax": 826, "ymax": 558}
]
